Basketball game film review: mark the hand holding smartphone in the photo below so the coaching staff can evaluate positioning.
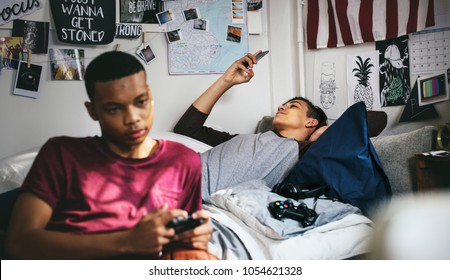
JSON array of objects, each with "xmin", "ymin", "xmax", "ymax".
[{"xmin": 243, "ymin": 50, "xmax": 269, "ymax": 68}]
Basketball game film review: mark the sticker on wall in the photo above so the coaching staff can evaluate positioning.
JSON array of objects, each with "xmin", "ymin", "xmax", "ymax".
[
  {"xmin": 115, "ymin": 24, "xmax": 142, "ymax": 39},
  {"xmin": 0, "ymin": 0, "xmax": 43, "ymax": 26},
  {"xmin": 49, "ymin": 0, "xmax": 115, "ymax": 45}
]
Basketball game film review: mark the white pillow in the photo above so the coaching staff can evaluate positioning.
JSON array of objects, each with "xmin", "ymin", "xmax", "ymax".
[
  {"xmin": 0, "ymin": 147, "xmax": 40, "ymax": 194},
  {"xmin": 0, "ymin": 133, "xmax": 211, "ymax": 194},
  {"xmin": 150, "ymin": 131, "xmax": 212, "ymax": 153}
]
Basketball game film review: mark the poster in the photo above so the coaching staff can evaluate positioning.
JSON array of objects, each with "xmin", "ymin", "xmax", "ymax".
[
  {"xmin": 49, "ymin": 0, "xmax": 116, "ymax": 45},
  {"xmin": 347, "ymin": 51, "xmax": 381, "ymax": 111},
  {"xmin": 12, "ymin": 19, "xmax": 49, "ymax": 54},
  {"xmin": 120, "ymin": 0, "xmax": 165, "ymax": 24},
  {"xmin": 376, "ymin": 35, "xmax": 411, "ymax": 107},
  {"xmin": 313, "ymin": 52, "xmax": 347, "ymax": 120}
]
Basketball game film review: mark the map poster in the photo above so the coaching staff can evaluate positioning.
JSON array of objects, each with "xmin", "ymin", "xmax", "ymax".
[{"xmin": 165, "ymin": 0, "xmax": 249, "ymax": 74}]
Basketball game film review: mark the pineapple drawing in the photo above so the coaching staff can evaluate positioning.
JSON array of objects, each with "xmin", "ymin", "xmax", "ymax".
[{"xmin": 352, "ymin": 56, "xmax": 374, "ymax": 110}]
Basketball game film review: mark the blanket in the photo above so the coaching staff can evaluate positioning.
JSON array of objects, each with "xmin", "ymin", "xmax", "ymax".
[{"xmin": 201, "ymin": 131, "xmax": 362, "ymax": 239}]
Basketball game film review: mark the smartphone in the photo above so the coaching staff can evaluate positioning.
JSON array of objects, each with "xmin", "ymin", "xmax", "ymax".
[
  {"xmin": 256, "ymin": 50, "xmax": 269, "ymax": 61},
  {"xmin": 244, "ymin": 50, "xmax": 269, "ymax": 68}
]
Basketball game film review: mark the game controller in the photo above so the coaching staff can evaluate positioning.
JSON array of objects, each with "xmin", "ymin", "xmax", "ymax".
[
  {"xmin": 166, "ymin": 215, "xmax": 205, "ymax": 234},
  {"xmin": 268, "ymin": 200, "xmax": 318, "ymax": 227}
]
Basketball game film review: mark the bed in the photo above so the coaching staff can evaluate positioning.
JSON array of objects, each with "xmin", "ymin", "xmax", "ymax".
[{"xmin": 0, "ymin": 131, "xmax": 374, "ymax": 260}]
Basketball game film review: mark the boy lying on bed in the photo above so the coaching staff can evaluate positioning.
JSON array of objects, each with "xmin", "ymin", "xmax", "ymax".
[
  {"xmin": 5, "ymin": 51, "xmax": 212, "ymax": 259},
  {"xmin": 174, "ymin": 51, "xmax": 329, "ymax": 199}
]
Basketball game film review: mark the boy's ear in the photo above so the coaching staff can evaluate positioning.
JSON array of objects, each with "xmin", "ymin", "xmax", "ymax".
[
  {"xmin": 305, "ymin": 118, "xmax": 319, "ymax": 128},
  {"xmin": 85, "ymin": 101, "xmax": 98, "ymax": 121}
]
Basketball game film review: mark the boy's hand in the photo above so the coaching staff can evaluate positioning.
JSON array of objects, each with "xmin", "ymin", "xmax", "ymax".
[
  {"xmin": 128, "ymin": 205, "xmax": 187, "ymax": 255},
  {"xmin": 222, "ymin": 51, "xmax": 262, "ymax": 85},
  {"xmin": 174, "ymin": 210, "xmax": 213, "ymax": 250}
]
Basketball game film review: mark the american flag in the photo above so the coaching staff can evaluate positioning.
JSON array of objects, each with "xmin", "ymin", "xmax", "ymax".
[{"xmin": 306, "ymin": 0, "xmax": 435, "ymax": 49}]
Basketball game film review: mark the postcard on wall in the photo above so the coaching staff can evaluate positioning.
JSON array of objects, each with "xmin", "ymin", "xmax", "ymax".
[
  {"xmin": 313, "ymin": 52, "xmax": 347, "ymax": 120},
  {"xmin": 0, "ymin": 36, "xmax": 25, "ymax": 70},
  {"xmin": 347, "ymin": 51, "xmax": 381, "ymax": 111},
  {"xmin": 49, "ymin": 49, "xmax": 85, "ymax": 81},
  {"xmin": 14, "ymin": 62, "xmax": 43, "ymax": 99},
  {"xmin": 12, "ymin": 19, "xmax": 50, "ymax": 54}
]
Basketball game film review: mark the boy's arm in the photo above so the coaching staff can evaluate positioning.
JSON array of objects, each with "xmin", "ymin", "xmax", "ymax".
[
  {"xmin": 192, "ymin": 51, "xmax": 260, "ymax": 114},
  {"xmin": 174, "ymin": 52, "xmax": 261, "ymax": 146},
  {"xmin": 5, "ymin": 192, "xmax": 185, "ymax": 259}
]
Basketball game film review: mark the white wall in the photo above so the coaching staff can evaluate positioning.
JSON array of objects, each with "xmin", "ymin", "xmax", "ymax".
[
  {"xmin": 0, "ymin": 1, "xmax": 276, "ymax": 159},
  {"xmin": 1, "ymin": 0, "xmax": 449, "ymax": 159},
  {"xmin": 302, "ymin": 0, "xmax": 450, "ymax": 136}
]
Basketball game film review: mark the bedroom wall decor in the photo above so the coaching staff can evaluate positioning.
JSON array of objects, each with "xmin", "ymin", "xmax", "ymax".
[{"xmin": 49, "ymin": 0, "xmax": 116, "ymax": 44}]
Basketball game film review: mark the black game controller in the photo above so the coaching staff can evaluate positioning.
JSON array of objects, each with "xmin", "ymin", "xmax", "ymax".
[
  {"xmin": 268, "ymin": 200, "xmax": 318, "ymax": 227},
  {"xmin": 166, "ymin": 215, "xmax": 205, "ymax": 234}
]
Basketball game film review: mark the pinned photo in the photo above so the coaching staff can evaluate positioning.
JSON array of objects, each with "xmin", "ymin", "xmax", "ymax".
[
  {"xmin": 183, "ymin": 8, "xmax": 200, "ymax": 21},
  {"xmin": 226, "ymin": 25, "xmax": 242, "ymax": 43},
  {"xmin": 49, "ymin": 48, "xmax": 85, "ymax": 81},
  {"xmin": 156, "ymin": 10, "xmax": 174, "ymax": 25},
  {"xmin": 136, "ymin": 43, "xmax": 156, "ymax": 65},
  {"xmin": 193, "ymin": 19, "xmax": 208, "ymax": 31},
  {"xmin": 166, "ymin": 29, "xmax": 182, "ymax": 43},
  {"xmin": 14, "ymin": 62, "xmax": 42, "ymax": 98}
]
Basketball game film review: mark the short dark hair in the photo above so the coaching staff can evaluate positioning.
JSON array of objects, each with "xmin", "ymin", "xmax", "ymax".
[
  {"xmin": 284, "ymin": 97, "xmax": 328, "ymax": 128},
  {"xmin": 84, "ymin": 51, "xmax": 145, "ymax": 101}
]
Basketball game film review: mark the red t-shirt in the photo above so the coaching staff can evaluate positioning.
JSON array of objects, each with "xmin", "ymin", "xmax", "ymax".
[{"xmin": 21, "ymin": 136, "xmax": 202, "ymax": 234}]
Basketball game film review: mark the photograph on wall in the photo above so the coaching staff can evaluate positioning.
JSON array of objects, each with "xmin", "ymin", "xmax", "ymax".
[
  {"xmin": 347, "ymin": 51, "xmax": 381, "ymax": 111},
  {"xmin": 247, "ymin": 0, "xmax": 263, "ymax": 11},
  {"xmin": 0, "ymin": 36, "xmax": 24, "ymax": 70},
  {"xmin": 376, "ymin": 35, "xmax": 411, "ymax": 107},
  {"xmin": 165, "ymin": 29, "xmax": 182, "ymax": 43},
  {"xmin": 314, "ymin": 52, "xmax": 347, "ymax": 120},
  {"xmin": 12, "ymin": 19, "xmax": 50, "ymax": 54},
  {"xmin": 193, "ymin": 19, "xmax": 208, "ymax": 31},
  {"xmin": 156, "ymin": 10, "xmax": 175, "ymax": 25},
  {"xmin": 49, "ymin": 49, "xmax": 85, "ymax": 81},
  {"xmin": 226, "ymin": 25, "xmax": 242, "ymax": 43},
  {"xmin": 183, "ymin": 8, "xmax": 200, "ymax": 21},
  {"xmin": 136, "ymin": 43, "xmax": 156, "ymax": 64},
  {"xmin": 13, "ymin": 62, "xmax": 43, "ymax": 99},
  {"xmin": 120, "ymin": 0, "xmax": 165, "ymax": 24}
]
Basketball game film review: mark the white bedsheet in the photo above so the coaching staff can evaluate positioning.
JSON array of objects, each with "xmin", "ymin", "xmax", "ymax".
[{"xmin": 204, "ymin": 204, "xmax": 373, "ymax": 260}]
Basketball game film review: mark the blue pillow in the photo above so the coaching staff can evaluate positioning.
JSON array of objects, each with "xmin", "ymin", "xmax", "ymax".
[{"xmin": 282, "ymin": 102, "xmax": 391, "ymax": 215}]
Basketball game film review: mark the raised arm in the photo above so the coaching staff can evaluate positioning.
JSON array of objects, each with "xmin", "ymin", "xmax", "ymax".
[
  {"xmin": 193, "ymin": 51, "xmax": 261, "ymax": 114},
  {"xmin": 174, "ymin": 52, "xmax": 261, "ymax": 146}
]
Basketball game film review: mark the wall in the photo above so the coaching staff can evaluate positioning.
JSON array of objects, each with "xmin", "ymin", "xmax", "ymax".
[
  {"xmin": 0, "ymin": 1, "xmax": 280, "ymax": 159},
  {"xmin": 302, "ymin": 0, "xmax": 450, "ymax": 136},
  {"xmin": 1, "ymin": 0, "xmax": 449, "ymax": 159}
]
